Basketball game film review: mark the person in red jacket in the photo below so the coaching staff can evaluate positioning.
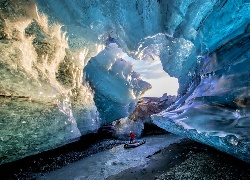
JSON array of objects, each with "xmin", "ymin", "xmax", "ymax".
[{"xmin": 129, "ymin": 131, "xmax": 136, "ymax": 144}]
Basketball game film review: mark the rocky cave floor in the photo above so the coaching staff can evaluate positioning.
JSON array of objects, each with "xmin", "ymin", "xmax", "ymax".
[
  {"xmin": 0, "ymin": 131, "xmax": 127, "ymax": 179},
  {"xmin": 0, "ymin": 126, "xmax": 250, "ymax": 180},
  {"xmin": 107, "ymin": 139, "xmax": 250, "ymax": 180}
]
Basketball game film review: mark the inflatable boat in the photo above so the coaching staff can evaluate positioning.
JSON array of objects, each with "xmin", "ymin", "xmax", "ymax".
[{"xmin": 124, "ymin": 140, "xmax": 146, "ymax": 148}]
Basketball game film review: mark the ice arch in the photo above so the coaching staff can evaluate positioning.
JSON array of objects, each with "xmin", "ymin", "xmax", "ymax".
[
  {"xmin": 84, "ymin": 43, "xmax": 151, "ymax": 122},
  {"xmin": 0, "ymin": 0, "xmax": 249, "ymax": 165}
]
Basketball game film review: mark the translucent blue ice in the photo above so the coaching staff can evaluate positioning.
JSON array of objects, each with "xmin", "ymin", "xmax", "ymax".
[
  {"xmin": 33, "ymin": 0, "xmax": 250, "ymax": 163},
  {"xmin": 84, "ymin": 43, "xmax": 151, "ymax": 122},
  {"xmin": 1, "ymin": 0, "xmax": 250, "ymax": 164}
]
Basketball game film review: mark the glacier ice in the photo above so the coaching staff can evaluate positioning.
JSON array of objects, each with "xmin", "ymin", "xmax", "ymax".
[
  {"xmin": 37, "ymin": 0, "xmax": 250, "ymax": 164},
  {"xmin": 35, "ymin": 0, "xmax": 162, "ymax": 58},
  {"xmin": 0, "ymin": 0, "xmax": 100, "ymax": 165},
  {"xmin": 0, "ymin": 0, "xmax": 250, "ymax": 165},
  {"xmin": 84, "ymin": 43, "xmax": 151, "ymax": 123},
  {"xmin": 152, "ymin": 0, "xmax": 250, "ymax": 163}
]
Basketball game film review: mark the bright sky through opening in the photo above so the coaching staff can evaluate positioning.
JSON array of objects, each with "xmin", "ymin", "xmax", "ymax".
[{"xmin": 123, "ymin": 56, "xmax": 179, "ymax": 97}]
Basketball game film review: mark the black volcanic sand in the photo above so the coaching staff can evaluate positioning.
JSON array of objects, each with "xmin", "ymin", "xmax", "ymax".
[
  {"xmin": 0, "ymin": 123, "xmax": 165, "ymax": 179},
  {"xmin": 0, "ymin": 132, "xmax": 125, "ymax": 180},
  {"xmin": 107, "ymin": 139, "xmax": 250, "ymax": 180},
  {"xmin": 1, "ymin": 133, "xmax": 250, "ymax": 180}
]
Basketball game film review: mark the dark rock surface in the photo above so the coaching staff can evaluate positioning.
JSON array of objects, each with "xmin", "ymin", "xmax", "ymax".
[
  {"xmin": 0, "ymin": 122, "xmax": 163, "ymax": 179},
  {"xmin": 129, "ymin": 95, "xmax": 176, "ymax": 123},
  {"xmin": 0, "ymin": 132, "xmax": 125, "ymax": 180},
  {"xmin": 2, "ymin": 133, "xmax": 250, "ymax": 180},
  {"xmin": 107, "ymin": 139, "xmax": 250, "ymax": 180}
]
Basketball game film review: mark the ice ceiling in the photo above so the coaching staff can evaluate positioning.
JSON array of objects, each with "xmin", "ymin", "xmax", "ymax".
[{"xmin": 0, "ymin": 0, "xmax": 249, "ymax": 164}]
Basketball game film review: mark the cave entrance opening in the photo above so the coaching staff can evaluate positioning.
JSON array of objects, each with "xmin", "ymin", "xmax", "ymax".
[{"xmin": 122, "ymin": 55, "xmax": 179, "ymax": 97}]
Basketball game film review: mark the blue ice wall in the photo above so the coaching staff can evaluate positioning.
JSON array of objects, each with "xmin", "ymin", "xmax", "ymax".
[
  {"xmin": 84, "ymin": 44, "xmax": 151, "ymax": 122},
  {"xmin": 35, "ymin": 0, "xmax": 162, "ymax": 54},
  {"xmin": 152, "ymin": 0, "xmax": 250, "ymax": 163},
  {"xmin": 1, "ymin": 0, "xmax": 250, "ymax": 164},
  {"xmin": 153, "ymin": 32, "xmax": 250, "ymax": 162},
  {"xmin": 35, "ymin": 0, "xmax": 250, "ymax": 162}
]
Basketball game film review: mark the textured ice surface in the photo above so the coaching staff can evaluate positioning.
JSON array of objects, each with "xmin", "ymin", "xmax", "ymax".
[
  {"xmin": 153, "ymin": 18, "xmax": 250, "ymax": 162},
  {"xmin": 1, "ymin": 0, "xmax": 250, "ymax": 165},
  {"xmin": 84, "ymin": 43, "xmax": 151, "ymax": 122},
  {"xmin": 0, "ymin": 0, "xmax": 100, "ymax": 165},
  {"xmin": 36, "ymin": 0, "xmax": 250, "ymax": 163},
  {"xmin": 35, "ymin": 0, "xmax": 162, "ymax": 59}
]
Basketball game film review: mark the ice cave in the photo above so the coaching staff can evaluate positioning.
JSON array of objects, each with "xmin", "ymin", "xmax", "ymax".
[{"xmin": 0, "ymin": 0, "xmax": 250, "ymax": 178}]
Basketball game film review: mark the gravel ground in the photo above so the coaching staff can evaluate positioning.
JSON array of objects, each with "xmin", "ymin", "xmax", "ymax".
[
  {"xmin": 0, "ymin": 136, "xmax": 126, "ymax": 179},
  {"xmin": 107, "ymin": 139, "xmax": 250, "ymax": 180},
  {"xmin": 1, "ymin": 133, "xmax": 250, "ymax": 180},
  {"xmin": 38, "ymin": 134, "xmax": 183, "ymax": 180},
  {"xmin": 0, "ymin": 123, "xmax": 166, "ymax": 180}
]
